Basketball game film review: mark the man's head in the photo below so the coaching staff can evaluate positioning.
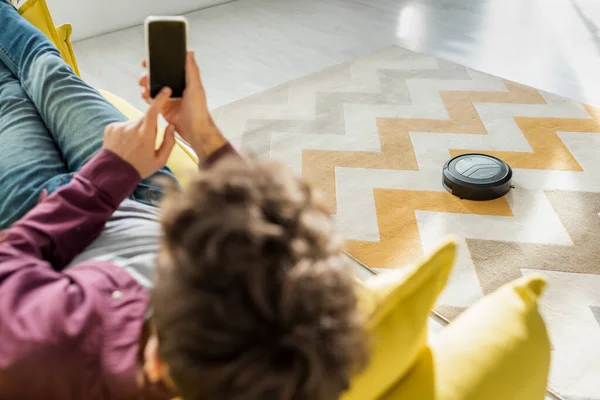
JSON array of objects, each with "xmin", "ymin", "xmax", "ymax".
[{"xmin": 147, "ymin": 158, "xmax": 367, "ymax": 400}]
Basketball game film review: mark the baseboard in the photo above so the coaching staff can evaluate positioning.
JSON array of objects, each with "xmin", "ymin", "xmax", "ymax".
[{"xmin": 47, "ymin": 0, "xmax": 237, "ymax": 41}]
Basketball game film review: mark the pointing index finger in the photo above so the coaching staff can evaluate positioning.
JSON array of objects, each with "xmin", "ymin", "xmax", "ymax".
[
  {"xmin": 147, "ymin": 87, "xmax": 172, "ymax": 120},
  {"xmin": 141, "ymin": 88, "xmax": 171, "ymax": 137}
]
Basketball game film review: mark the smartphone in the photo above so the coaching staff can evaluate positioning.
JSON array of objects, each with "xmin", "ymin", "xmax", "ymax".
[{"xmin": 145, "ymin": 16, "xmax": 188, "ymax": 99}]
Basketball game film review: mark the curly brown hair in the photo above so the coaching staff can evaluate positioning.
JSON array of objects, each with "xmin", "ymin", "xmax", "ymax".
[{"xmin": 152, "ymin": 157, "xmax": 367, "ymax": 400}]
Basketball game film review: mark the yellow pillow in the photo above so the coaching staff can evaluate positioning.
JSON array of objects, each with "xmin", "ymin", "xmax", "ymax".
[
  {"xmin": 343, "ymin": 239, "xmax": 457, "ymax": 400},
  {"xmin": 55, "ymin": 23, "xmax": 80, "ymax": 76},
  {"xmin": 18, "ymin": 0, "xmax": 81, "ymax": 75},
  {"xmin": 382, "ymin": 275, "xmax": 551, "ymax": 400}
]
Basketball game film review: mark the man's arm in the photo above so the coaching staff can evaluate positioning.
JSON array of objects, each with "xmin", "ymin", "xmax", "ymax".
[
  {"xmin": 192, "ymin": 117, "xmax": 240, "ymax": 169},
  {"xmin": 0, "ymin": 87, "xmax": 174, "ymax": 271},
  {"xmin": 0, "ymin": 150, "xmax": 140, "ymax": 269},
  {"xmin": 0, "ymin": 149, "xmax": 143, "ymax": 398},
  {"xmin": 0, "ymin": 90, "xmax": 175, "ymax": 399}
]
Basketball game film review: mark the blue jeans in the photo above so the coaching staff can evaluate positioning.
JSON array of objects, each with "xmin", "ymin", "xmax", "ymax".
[{"xmin": 0, "ymin": 1, "xmax": 177, "ymax": 229}]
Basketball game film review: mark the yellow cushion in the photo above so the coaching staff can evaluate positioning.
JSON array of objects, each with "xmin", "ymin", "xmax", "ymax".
[
  {"xmin": 382, "ymin": 275, "xmax": 551, "ymax": 400},
  {"xmin": 99, "ymin": 90, "xmax": 199, "ymax": 186},
  {"xmin": 55, "ymin": 23, "xmax": 80, "ymax": 76},
  {"xmin": 343, "ymin": 239, "xmax": 457, "ymax": 400},
  {"xmin": 18, "ymin": 0, "xmax": 80, "ymax": 75}
]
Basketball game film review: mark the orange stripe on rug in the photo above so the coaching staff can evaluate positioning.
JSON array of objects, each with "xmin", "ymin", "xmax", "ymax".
[
  {"xmin": 450, "ymin": 104, "xmax": 600, "ymax": 170},
  {"xmin": 344, "ymin": 190, "xmax": 513, "ymax": 269}
]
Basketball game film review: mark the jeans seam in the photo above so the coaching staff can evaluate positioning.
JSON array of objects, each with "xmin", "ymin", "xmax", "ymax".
[{"xmin": 0, "ymin": 46, "xmax": 18, "ymax": 72}]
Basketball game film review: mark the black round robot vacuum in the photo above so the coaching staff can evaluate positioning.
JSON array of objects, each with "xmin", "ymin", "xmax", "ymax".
[{"xmin": 443, "ymin": 154, "xmax": 513, "ymax": 201}]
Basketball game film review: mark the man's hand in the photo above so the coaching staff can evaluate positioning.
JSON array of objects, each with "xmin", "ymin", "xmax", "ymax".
[
  {"xmin": 103, "ymin": 88, "xmax": 176, "ymax": 178},
  {"xmin": 138, "ymin": 51, "xmax": 227, "ymax": 159}
]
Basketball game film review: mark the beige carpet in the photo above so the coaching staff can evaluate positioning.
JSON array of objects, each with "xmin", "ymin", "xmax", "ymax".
[{"xmin": 214, "ymin": 46, "xmax": 600, "ymax": 400}]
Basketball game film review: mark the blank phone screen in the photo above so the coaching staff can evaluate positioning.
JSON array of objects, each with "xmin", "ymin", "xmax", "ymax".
[{"xmin": 148, "ymin": 20, "xmax": 186, "ymax": 98}]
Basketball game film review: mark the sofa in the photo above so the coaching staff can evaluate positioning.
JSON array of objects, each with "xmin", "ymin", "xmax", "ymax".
[{"xmin": 20, "ymin": 1, "xmax": 553, "ymax": 398}]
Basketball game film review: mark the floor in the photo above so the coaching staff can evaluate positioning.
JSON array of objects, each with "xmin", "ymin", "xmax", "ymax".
[
  {"xmin": 72, "ymin": 1, "xmax": 600, "ymax": 398},
  {"xmin": 74, "ymin": 0, "xmax": 600, "ymax": 111}
]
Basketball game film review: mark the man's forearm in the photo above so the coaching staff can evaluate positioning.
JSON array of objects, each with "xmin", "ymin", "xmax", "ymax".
[{"xmin": 189, "ymin": 116, "xmax": 229, "ymax": 160}]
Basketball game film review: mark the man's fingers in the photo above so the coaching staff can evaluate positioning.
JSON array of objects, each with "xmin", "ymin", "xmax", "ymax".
[
  {"xmin": 138, "ymin": 74, "xmax": 152, "ymax": 103},
  {"xmin": 139, "ymin": 60, "xmax": 149, "ymax": 101},
  {"xmin": 140, "ymin": 88, "xmax": 170, "ymax": 144},
  {"xmin": 138, "ymin": 73, "xmax": 148, "ymax": 88},
  {"xmin": 104, "ymin": 121, "xmax": 125, "ymax": 136},
  {"xmin": 185, "ymin": 51, "xmax": 202, "ymax": 87},
  {"xmin": 140, "ymin": 86, "xmax": 152, "ymax": 104},
  {"xmin": 156, "ymin": 124, "xmax": 176, "ymax": 164},
  {"xmin": 132, "ymin": 118, "xmax": 144, "ymax": 129},
  {"xmin": 146, "ymin": 87, "xmax": 172, "ymax": 121}
]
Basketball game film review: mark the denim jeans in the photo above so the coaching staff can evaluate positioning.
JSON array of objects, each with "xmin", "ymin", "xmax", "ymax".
[{"xmin": 0, "ymin": 1, "xmax": 177, "ymax": 229}]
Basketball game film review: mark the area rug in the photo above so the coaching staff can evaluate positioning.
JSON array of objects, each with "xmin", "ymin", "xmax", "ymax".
[{"xmin": 213, "ymin": 46, "xmax": 600, "ymax": 400}]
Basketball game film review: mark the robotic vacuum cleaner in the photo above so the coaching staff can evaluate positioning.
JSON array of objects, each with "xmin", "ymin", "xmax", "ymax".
[{"xmin": 443, "ymin": 154, "xmax": 513, "ymax": 201}]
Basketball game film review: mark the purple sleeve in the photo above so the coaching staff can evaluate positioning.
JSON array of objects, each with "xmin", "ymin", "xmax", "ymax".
[
  {"xmin": 202, "ymin": 142, "xmax": 240, "ymax": 169},
  {"xmin": 0, "ymin": 150, "xmax": 142, "ymax": 398},
  {"xmin": 0, "ymin": 149, "xmax": 140, "ymax": 269}
]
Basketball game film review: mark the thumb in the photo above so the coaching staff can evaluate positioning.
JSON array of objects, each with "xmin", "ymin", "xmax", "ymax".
[{"xmin": 156, "ymin": 125, "xmax": 176, "ymax": 164}]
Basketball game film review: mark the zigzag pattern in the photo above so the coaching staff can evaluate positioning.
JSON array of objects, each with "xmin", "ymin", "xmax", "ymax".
[{"xmin": 214, "ymin": 46, "xmax": 600, "ymax": 399}]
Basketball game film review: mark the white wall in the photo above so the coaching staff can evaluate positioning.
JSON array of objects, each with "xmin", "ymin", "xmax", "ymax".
[{"xmin": 47, "ymin": 0, "xmax": 234, "ymax": 41}]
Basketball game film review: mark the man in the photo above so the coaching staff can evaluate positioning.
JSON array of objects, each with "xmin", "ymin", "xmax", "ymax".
[{"xmin": 0, "ymin": 2, "xmax": 367, "ymax": 399}]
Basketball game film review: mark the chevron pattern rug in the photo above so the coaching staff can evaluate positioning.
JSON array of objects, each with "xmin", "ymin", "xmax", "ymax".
[{"xmin": 214, "ymin": 46, "xmax": 600, "ymax": 400}]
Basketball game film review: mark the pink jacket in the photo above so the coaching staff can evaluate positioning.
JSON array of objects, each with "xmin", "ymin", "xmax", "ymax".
[{"xmin": 0, "ymin": 145, "xmax": 235, "ymax": 399}]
